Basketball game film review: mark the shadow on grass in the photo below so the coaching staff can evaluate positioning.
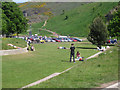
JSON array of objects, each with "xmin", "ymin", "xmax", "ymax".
[
  {"xmin": 61, "ymin": 60, "xmax": 70, "ymax": 62},
  {"xmin": 103, "ymin": 44, "xmax": 115, "ymax": 46},
  {"xmin": 76, "ymin": 47, "xmax": 96, "ymax": 49}
]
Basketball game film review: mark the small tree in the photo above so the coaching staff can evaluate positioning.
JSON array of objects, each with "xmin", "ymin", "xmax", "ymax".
[{"xmin": 87, "ymin": 17, "xmax": 108, "ymax": 48}]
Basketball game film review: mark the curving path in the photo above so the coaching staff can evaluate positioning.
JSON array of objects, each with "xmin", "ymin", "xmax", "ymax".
[
  {"xmin": 18, "ymin": 48, "xmax": 111, "ymax": 89},
  {"xmin": 0, "ymin": 47, "xmax": 28, "ymax": 56}
]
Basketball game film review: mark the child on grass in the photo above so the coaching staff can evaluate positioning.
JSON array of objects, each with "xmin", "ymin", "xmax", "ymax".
[{"xmin": 76, "ymin": 51, "xmax": 84, "ymax": 61}]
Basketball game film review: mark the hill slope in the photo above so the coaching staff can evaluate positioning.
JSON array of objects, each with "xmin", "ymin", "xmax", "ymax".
[
  {"xmin": 18, "ymin": 2, "xmax": 87, "ymax": 23},
  {"xmin": 43, "ymin": 2, "xmax": 118, "ymax": 37}
]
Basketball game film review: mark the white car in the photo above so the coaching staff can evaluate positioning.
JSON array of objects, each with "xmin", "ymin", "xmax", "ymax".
[
  {"xmin": 63, "ymin": 38, "xmax": 68, "ymax": 42},
  {"xmin": 73, "ymin": 38, "xmax": 82, "ymax": 42},
  {"xmin": 66, "ymin": 38, "xmax": 72, "ymax": 42},
  {"xmin": 47, "ymin": 38, "xmax": 56, "ymax": 42}
]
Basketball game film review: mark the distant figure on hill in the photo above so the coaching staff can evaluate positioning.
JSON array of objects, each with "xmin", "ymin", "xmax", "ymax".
[
  {"xmin": 64, "ymin": 16, "xmax": 68, "ymax": 20},
  {"xmin": 70, "ymin": 43, "xmax": 75, "ymax": 63}
]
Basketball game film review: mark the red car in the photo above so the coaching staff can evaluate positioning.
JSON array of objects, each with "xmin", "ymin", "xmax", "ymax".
[
  {"xmin": 52, "ymin": 38, "xmax": 61, "ymax": 42},
  {"xmin": 69, "ymin": 38, "xmax": 77, "ymax": 42}
]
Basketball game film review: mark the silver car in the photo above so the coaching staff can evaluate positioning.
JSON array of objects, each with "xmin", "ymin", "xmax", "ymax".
[
  {"xmin": 47, "ymin": 38, "xmax": 56, "ymax": 42},
  {"xmin": 66, "ymin": 38, "xmax": 72, "ymax": 42}
]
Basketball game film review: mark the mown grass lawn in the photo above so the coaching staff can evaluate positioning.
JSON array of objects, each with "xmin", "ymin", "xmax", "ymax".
[
  {"xmin": 2, "ymin": 42, "xmax": 98, "ymax": 88},
  {"xmin": 31, "ymin": 46, "xmax": 118, "ymax": 88},
  {"xmin": 1, "ymin": 38, "xmax": 27, "ymax": 50}
]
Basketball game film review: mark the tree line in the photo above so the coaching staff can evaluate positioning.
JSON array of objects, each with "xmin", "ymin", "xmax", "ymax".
[
  {"xmin": 88, "ymin": 2, "xmax": 120, "ymax": 48},
  {"xmin": 1, "ymin": 2, "xmax": 28, "ymax": 36}
]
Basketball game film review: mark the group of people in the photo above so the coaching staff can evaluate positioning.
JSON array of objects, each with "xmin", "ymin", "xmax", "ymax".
[
  {"xmin": 58, "ymin": 44, "xmax": 84, "ymax": 63},
  {"xmin": 70, "ymin": 43, "xmax": 84, "ymax": 63},
  {"xmin": 27, "ymin": 39, "xmax": 35, "ymax": 51}
]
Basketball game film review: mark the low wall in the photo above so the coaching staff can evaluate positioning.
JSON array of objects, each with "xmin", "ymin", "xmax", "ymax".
[{"xmin": 0, "ymin": 47, "xmax": 28, "ymax": 56}]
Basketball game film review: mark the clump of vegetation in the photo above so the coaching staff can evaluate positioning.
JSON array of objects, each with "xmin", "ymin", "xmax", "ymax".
[
  {"xmin": 87, "ymin": 17, "xmax": 108, "ymax": 48},
  {"xmin": 1, "ymin": 2, "xmax": 28, "ymax": 36},
  {"xmin": 108, "ymin": 10, "xmax": 120, "ymax": 40}
]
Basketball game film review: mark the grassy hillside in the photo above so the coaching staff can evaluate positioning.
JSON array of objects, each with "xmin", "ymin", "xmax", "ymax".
[
  {"xmin": 45, "ymin": 2, "xmax": 88, "ymax": 15},
  {"xmin": 42, "ymin": 2, "xmax": 118, "ymax": 37},
  {"xmin": 18, "ymin": 2, "xmax": 86, "ymax": 15},
  {"xmin": 18, "ymin": 2, "xmax": 87, "ymax": 23}
]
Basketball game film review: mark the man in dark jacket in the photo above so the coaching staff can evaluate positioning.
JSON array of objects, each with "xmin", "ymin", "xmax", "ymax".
[{"xmin": 70, "ymin": 43, "xmax": 75, "ymax": 63}]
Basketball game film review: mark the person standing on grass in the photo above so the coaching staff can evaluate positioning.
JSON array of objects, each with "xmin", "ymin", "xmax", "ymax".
[{"xmin": 70, "ymin": 43, "xmax": 75, "ymax": 63}]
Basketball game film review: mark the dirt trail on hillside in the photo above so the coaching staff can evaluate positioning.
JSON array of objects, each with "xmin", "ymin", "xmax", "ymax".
[
  {"xmin": 42, "ymin": 20, "xmax": 47, "ymax": 28},
  {"xmin": 40, "ymin": 20, "xmax": 87, "ymax": 40},
  {"xmin": 40, "ymin": 20, "xmax": 59, "ymax": 36}
]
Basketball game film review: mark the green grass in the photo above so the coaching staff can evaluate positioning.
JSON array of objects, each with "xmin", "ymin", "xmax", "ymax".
[
  {"xmin": 22, "ymin": 28, "xmax": 52, "ymax": 36},
  {"xmin": 1, "ymin": 38, "xmax": 27, "ymax": 50},
  {"xmin": 2, "ymin": 42, "xmax": 98, "ymax": 88},
  {"xmin": 20, "ymin": 22, "xmax": 52, "ymax": 36},
  {"xmin": 31, "ymin": 46, "xmax": 118, "ymax": 88},
  {"xmin": 43, "ymin": 2, "xmax": 117, "ymax": 37},
  {"xmin": 38, "ymin": 30, "xmax": 52, "ymax": 36},
  {"xmin": 31, "ymin": 21, "xmax": 44, "ymax": 29},
  {"xmin": 20, "ymin": 2, "xmax": 117, "ymax": 37}
]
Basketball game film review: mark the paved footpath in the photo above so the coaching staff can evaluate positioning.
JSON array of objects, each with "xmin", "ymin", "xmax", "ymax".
[
  {"xmin": 0, "ymin": 47, "xmax": 28, "ymax": 56},
  {"xmin": 102, "ymin": 82, "xmax": 120, "ymax": 90}
]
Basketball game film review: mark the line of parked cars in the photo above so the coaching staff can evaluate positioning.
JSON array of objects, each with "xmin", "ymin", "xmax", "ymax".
[
  {"xmin": 106, "ymin": 39, "xmax": 117, "ymax": 44},
  {"xmin": 27, "ymin": 36, "xmax": 83, "ymax": 43}
]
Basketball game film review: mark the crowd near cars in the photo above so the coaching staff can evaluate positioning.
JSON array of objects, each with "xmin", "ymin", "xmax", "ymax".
[
  {"xmin": 20, "ymin": 35, "xmax": 83, "ymax": 43},
  {"xmin": 18, "ymin": 35, "xmax": 117, "ymax": 44}
]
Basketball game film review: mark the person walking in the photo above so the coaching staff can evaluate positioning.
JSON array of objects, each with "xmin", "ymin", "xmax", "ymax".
[{"xmin": 70, "ymin": 43, "xmax": 75, "ymax": 63}]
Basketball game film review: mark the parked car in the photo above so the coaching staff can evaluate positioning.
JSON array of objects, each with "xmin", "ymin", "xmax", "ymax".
[
  {"xmin": 18, "ymin": 36, "xmax": 24, "ymax": 40},
  {"xmin": 40, "ymin": 39, "xmax": 45, "ymax": 43},
  {"xmin": 42, "ymin": 38, "xmax": 48, "ymax": 42},
  {"xmin": 52, "ymin": 38, "xmax": 61, "ymax": 42},
  {"xmin": 66, "ymin": 38, "xmax": 72, "ymax": 42},
  {"xmin": 73, "ymin": 38, "xmax": 82, "ymax": 42},
  {"xmin": 107, "ymin": 39, "xmax": 117, "ymax": 44},
  {"xmin": 57, "ymin": 38, "xmax": 64, "ymax": 42},
  {"xmin": 63, "ymin": 38, "xmax": 68, "ymax": 42},
  {"xmin": 33, "ymin": 36, "xmax": 40, "ymax": 43},
  {"xmin": 69, "ymin": 38, "xmax": 77, "ymax": 42},
  {"xmin": 33, "ymin": 36, "xmax": 39, "ymax": 40},
  {"xmin": 46, "ymin": 38, "xmax": 52, "ymax": 42},
  {"xmin": 28, "ymin": 36, "xmax": 34, "ymax": 41},
  {"xmin": 48, "ymin": 38, "xmax": 56, "ymax": 42}
]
